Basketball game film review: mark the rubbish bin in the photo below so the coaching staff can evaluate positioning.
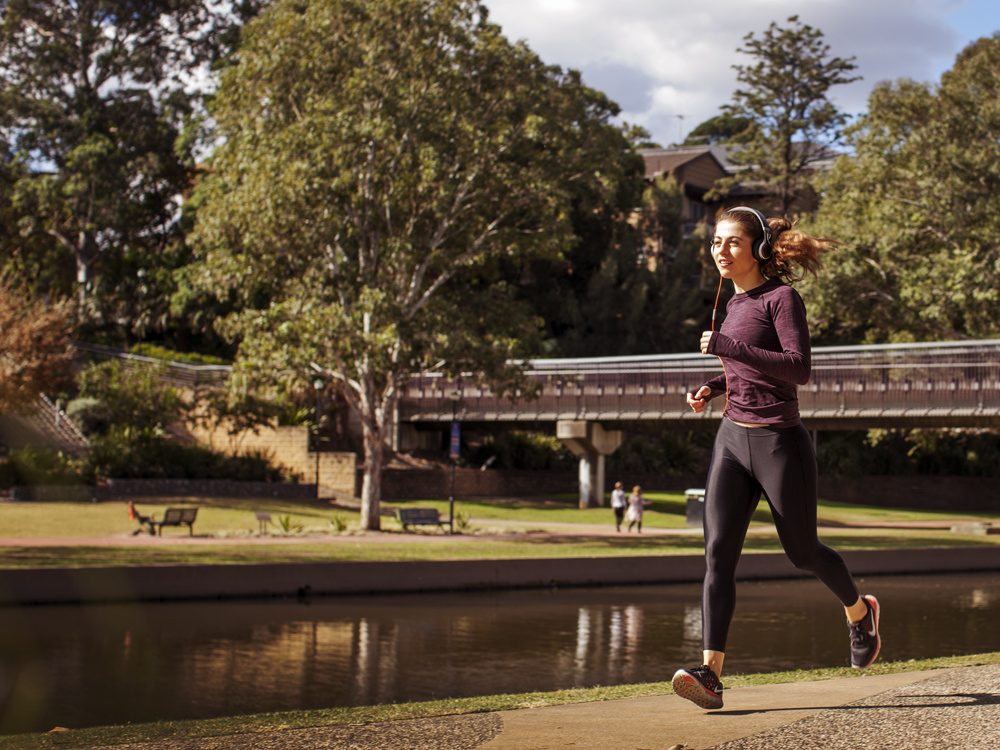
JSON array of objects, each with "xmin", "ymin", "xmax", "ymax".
[{"xmin": 685, "ymin": 488, "xmax": 705, "ymax": 527}]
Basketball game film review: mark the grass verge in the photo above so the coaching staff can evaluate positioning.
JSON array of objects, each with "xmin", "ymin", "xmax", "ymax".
[
  {"xmin": 5, "ymin": 652, "xmax": 999, "ymax": 749},
  {"xmin": 2, "ymin": 526, "xmax": 1000, "ymax": 568}
]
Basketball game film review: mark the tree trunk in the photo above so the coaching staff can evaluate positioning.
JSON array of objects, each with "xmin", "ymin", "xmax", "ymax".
[{"xmin": 359, "ymin": 422, "xmax": 385, "ymax": 531}]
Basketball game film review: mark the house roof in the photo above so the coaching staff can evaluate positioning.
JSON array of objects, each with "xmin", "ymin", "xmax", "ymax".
[{"xmin": 637, "ymin": 146, "xmax": 728, "ymax": 180}]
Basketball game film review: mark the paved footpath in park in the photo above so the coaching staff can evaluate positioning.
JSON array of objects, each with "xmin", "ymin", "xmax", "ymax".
[{"xmin": 76, "ymin": 664, "xmax": 1000, "ymax": 749}]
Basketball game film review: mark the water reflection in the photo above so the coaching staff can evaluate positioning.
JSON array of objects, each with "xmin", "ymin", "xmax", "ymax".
[{"xmin": 3, "ymin": 572, "xmax": 1000, "ymax": 734}]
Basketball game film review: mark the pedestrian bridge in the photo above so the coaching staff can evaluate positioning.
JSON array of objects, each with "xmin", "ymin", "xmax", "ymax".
[
  {"xmin": 399, "ymin": 338, "xmax": 1000, "ymax": 431},
  {"xmin": 399, "ymin": 339, "xmax": 1000, "ymax": 507},
  {"xmin": 75, "ymin": 339, "xmax": 1000, "ymax": 508}
]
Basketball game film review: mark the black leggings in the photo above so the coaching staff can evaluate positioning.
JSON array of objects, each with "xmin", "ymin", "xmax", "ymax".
[{"xmin": 702, "ymin": 419, "xmax": 859, "ymax": 652}]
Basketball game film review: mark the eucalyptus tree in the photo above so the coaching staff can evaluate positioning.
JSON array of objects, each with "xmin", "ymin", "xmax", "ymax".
[
  {"xmin": 714, "ymin": 16, "xmax": 859, "ymax": 214},
  {"xmin": 193, "ymin": 0, "xmax": 632, "ymax": 529},
  {"xmin": 801, "ymin": 34, "xmax": 1000, "ymax": 344},
  {"xmin": 0, "ymin": 0, "xmax": 253, "ymax": 322}
]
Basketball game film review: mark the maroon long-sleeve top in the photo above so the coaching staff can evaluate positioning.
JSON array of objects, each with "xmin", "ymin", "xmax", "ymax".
[{"xmin": 700, "ymin": 276, "xmax": 810, "ymax": 428}]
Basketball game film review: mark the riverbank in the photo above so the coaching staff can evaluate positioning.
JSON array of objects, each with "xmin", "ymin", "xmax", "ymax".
[
  {"xmin": 4, "ymin": 544, "xmax": 1000, "ymax": 605},
  {"xmin": 4, "ymin": 654, "xmax": 1000, "ymax": 750}
]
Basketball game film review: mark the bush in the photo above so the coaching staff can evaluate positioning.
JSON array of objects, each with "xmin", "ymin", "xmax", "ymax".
[
  {"xmin": 128, "ymin": 343, "xmax": 230, "ymax": 366},
  {"xmin": 816, "ymin": 428, "xmax": 1000, "ymax": 478},
  {"xmin": 467, "ymin": 431, "xmax": 576, "ymax": 471},
  {"xmin": 86, "ymin": 430, "xmax": 290, "ymax": 482},
  {"xmin": 607, "ymin": 430, "xmax": 710, "ymax": 475},
  {"xmin": 0, "ymin": 447, "xmax": 85, "ymax": 488},
  {"xmin": 72, "ymin": 360, "xmax": 183, "ymax": 436}
]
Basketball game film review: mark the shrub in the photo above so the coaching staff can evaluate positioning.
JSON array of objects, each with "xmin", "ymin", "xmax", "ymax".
[
  {"xmin": 468, "ymin": 431, "xmax": 576, "ymax": 471},
  {"xmin": 72, "ymin": 360, "xmax": 183, "ymax": 436},
  {"xmin": 128, "ymin": 343, "xmax": 230, "ymax": 366},
  {"xmin": 86, "ymin": 430, "xmax": 290, "ymax": 482},
  {"xmin": 0, "ymin": 447, "xmax": 85, "ymax": 487},
  {"xmin": 607, "ymin": 430, "xmax": 710, "ymax": 475}
]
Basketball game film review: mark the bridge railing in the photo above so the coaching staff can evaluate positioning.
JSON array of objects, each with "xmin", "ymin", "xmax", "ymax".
[{"xmin": 399, "ymin": 340, "xmax": 1000, "ymax": 426}]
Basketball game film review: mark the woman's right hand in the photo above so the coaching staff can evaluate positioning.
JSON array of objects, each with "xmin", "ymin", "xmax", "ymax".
[{"xmin": 686, "ymin": 386, "xmax": 711, "ymax": 413}]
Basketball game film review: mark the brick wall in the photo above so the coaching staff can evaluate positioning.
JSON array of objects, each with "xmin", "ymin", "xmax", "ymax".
[
  {"xmin": 377, "ymin": 468, "xmax": 999, "ymax": 511},
  {"xmin": 186, "ymin": 420, "xmax": 356, "ymax": 498},
  {"xmin": 817, "ymin": 475, "xmax": 1000, "ymax": 512},
  {"xmin": 378, "ymin": 468, "xmax": 578, "ymax": 500}
]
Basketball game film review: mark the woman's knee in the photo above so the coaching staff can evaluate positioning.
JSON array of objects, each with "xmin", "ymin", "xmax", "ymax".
[
  {"xmin": 705, "ymin": 540, "xmax": 741, "ymax": 579},
  {"xmin": 783, "ymin": 542, "xmax": 826, "ymax": 573}
]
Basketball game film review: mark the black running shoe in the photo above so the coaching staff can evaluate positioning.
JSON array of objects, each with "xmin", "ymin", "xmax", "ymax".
[
  {"xmin": 849, "ymin": 594, "xmax": 881, "ymax": 669},
  {"xmin": 672, "ymin": 665, "xmax": 724, "ymax": 709}
]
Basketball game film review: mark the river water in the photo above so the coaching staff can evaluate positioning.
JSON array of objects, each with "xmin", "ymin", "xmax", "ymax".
[{"xmin": 2, "ymin": 571, "xmax": 999, "ymax": 735}]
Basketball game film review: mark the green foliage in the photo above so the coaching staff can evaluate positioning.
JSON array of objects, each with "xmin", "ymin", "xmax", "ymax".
[
  {"xmin": 276, "ymin": 514, "xmax": 304, "ymax": 534},
  {"xmin": 68, "ymin": 360, "xmax": 291, "ymax": 482},
  {"xmin": 802, "ymin": 34, "xmax": 1000, "ymax": 344},
  {"xmin": 0, "ymin": 0, "xmax": 261, "ymax": 351},
  {"xmin": 0, "ymin": 447, "xmax": 84, "ymax": 488},
  {"xmin": 816, "ymin": 429, "xmax": 1000, "ymax": 478},
  {"xmin": 682, "ymin": 114, "xmax": 755, "ymax": 146},
  {"xmin": 607, "ymin": 431, "xmax": 710, "ymax": 475},
  {"xmin": 329, "ymin": 515, "xmax": 349, "ymax": 533},
  {"xmin": 641, "ymin": 174, "xmax": 684, "ymax": 258},
  {"xmin": 277, "ymin": 407, "xmax": 315, "ymax": 427},
  {"xmin": 454, "ymin": 510, "xmax": 471, "ymax": 531},
  {"xmin": 192, "ymin": 0, "xmax": 633, "ymax": 528},
  {"xmin": 468, "ymin": 431, "xmax": 576, "ymax": 471},
  {"xmin": 86, "ymin": 431, "xmax": 288, "ymax": 481},
  {"xmin": 522, "ymin": 167, "xmax": 713, "ymax": 358},
  {"xmin": 620, "ymin": 122, "xmax": 661, "ymax": 149},
  {"xmin": 128, "ymin": 344, "xmax": 230, "ymax": 366},
  {"xmin": 0, "ymin": 0, "xmax": 201, "ymax": 298},
  {"xmin": 713, "ymin": 15, "xmax": 859, "ymax": 214},
  {"xmin": 71, "ymin": 361, "xmax": 183, "ymax": 437}
]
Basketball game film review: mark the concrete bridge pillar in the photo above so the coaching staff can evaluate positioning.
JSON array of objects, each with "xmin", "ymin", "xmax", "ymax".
[{"xmin": 557, "ymin": 420, "xmax": 624, "ymax": 509}]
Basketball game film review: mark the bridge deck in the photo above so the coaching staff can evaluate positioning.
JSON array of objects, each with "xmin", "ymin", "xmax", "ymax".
[{"xmin": 400, "ymin": 340, "xmax": 1000, "ymax": 429}]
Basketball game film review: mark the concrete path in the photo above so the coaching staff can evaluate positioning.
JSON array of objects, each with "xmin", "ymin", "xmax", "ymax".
[{"xmin": 83, "ymin": 664, "xmax": 1000, "ymax": 749}]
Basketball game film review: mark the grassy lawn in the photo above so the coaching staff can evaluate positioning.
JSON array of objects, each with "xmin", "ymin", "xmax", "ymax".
[
  {"xmin": 2, "ymin": 651, "xmax": 999, "ymax": 749},
  {"xmin": 0, "ymin": 491, "xmax": 997, "ymax": 568}
]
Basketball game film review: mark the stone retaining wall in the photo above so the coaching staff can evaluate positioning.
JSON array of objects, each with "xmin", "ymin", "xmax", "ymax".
[{"xmin": 185, "ymin": 420, "xmax": 357, "ymax": 498}]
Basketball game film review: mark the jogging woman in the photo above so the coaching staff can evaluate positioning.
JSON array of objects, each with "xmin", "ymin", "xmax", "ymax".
[{"xmin": 671, "ymin": 207, "xmax": 881, "ymax": 711}]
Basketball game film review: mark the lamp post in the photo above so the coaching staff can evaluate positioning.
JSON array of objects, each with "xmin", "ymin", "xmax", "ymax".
[
  {"xmin": 313, "ymin": 378, "xmax": 324, "ymax": 498},
  {"xmin": 136, "ymin": 268, "xmax": 146, "ymax": 355},
  {"xmin": 448, "ymin": 392, "xmax": 460, "ymax": 534}
]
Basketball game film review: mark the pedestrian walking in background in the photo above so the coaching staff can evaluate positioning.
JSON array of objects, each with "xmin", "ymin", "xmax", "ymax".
[
  {"xmin": 610, "ymin": 481, "xmax": 627, "ymax": 532},
  {"xmin": 624, "ymin": 485, "xmax": 650, "ymax": 533},
  {"xmin": 672, "ymin": 207, "xmax": 881, "ymax": 712}
]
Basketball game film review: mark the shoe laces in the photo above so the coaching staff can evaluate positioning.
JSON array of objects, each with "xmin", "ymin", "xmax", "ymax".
[
  {"xmin": 690, "ymin": 665, "xmax": 723, "ymax": 691},
  {"xmin": 849, "ymin": 611, "xmax": 872, "ymax": 646}
]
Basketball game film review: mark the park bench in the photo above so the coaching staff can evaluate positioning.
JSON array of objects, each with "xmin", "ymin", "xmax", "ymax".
[
  {"xmin": 153, "ymin": 507, "xmax": 199, "ymax": 536},
  {"xmin": 396, "ymin": 507, "xmax": 450, "ymax": 533}
]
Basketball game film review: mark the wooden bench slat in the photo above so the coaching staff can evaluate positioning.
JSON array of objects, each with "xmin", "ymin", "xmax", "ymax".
[
  {"xmin": 396, "ymin": 507, "xmax": 450, "ymax": 533},
  {"xmin": 154, "ymin": 507, "xmax": 198, "ymax": 536}
]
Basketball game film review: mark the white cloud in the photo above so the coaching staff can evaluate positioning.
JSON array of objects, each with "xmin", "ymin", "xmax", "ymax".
[{"xmin": 483, "ymin": 0, "xmax": 996, "ymax": 145}]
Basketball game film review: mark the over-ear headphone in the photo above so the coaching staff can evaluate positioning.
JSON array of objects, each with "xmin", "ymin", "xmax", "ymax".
[{"xmin": 730, "ymin": 206, "xmax": 772, "ymax": 261}]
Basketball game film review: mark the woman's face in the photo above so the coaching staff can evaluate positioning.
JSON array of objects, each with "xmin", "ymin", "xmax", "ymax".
[{"xmin": 712, "ymin": 219, "xmax": 765, "ymax": 292}]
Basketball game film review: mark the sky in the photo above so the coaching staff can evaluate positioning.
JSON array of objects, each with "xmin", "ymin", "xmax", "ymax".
[{"xmin": 482, "ymin": 0, "xmax": 1000, "ymax": 146}]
